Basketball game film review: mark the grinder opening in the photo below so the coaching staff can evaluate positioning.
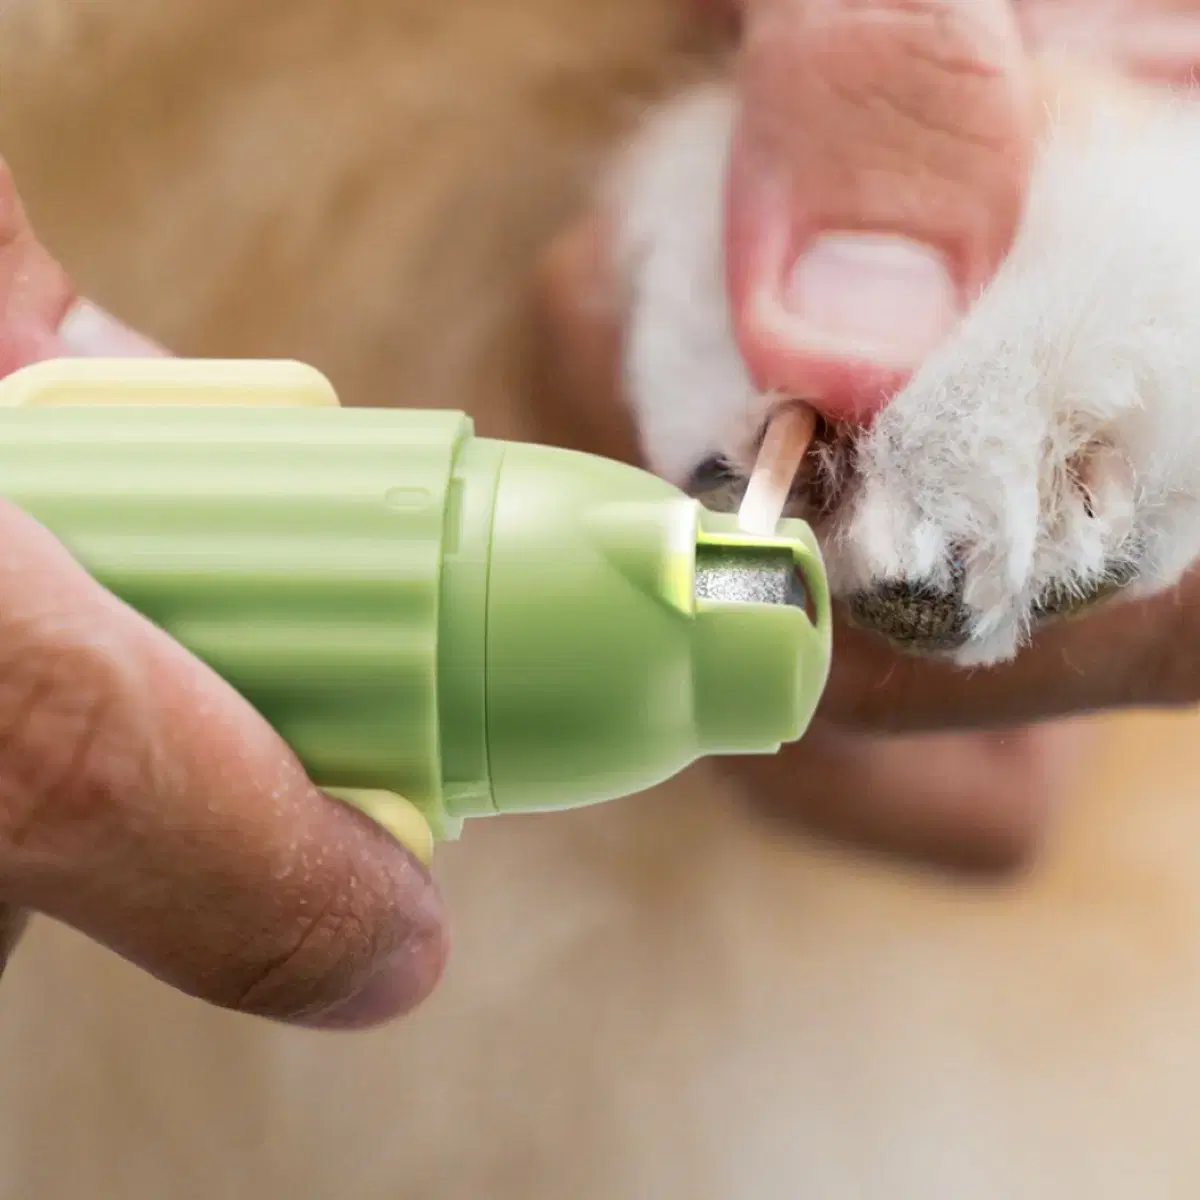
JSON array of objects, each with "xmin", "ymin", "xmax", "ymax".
[{"xmin": 692, "ymin": 543, "xmax": 814, "ymax": 622}]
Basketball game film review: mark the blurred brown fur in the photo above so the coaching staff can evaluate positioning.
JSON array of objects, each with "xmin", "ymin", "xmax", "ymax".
[{"xmin": 2, "ymin": 2, "xmax": 1200, "ymax": 1196}]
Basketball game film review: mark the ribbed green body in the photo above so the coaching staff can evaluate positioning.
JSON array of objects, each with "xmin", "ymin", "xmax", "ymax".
[
  {"xmin": 0, "ymin": 360, "xmax": 832, "ymax": 841},
  {"xmin": 0, "ymin": 404, "xmax": 465, "ymax": 828}
]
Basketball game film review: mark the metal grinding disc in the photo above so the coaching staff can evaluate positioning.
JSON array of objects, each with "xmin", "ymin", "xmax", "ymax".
[{"xmin": 694, "ymin": 544, "xmax": 809, "ymax": 610}]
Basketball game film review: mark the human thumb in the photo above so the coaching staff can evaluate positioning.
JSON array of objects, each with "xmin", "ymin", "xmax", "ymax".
[{"xmin": 724, "ymin": 0, "xmax": 1035, "ymax": 424}]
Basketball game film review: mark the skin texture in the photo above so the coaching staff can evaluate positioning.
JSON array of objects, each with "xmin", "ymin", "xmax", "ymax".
[{"xmin": 0, "ymin": 172, "xmax": 447, "ymax": 1024}]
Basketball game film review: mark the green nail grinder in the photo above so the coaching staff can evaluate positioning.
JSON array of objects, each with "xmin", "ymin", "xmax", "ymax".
[{"xmin": 0, "ymin": 358, "xmax": 831, "ymax": 842}]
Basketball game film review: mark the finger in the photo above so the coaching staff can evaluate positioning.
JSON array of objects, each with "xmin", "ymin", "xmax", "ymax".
[
  {"xmin": 819, "ymin": 574, "xmax": 1200, "ymax": 734},
  {"xmin": 57, "ymin": 298, "xmax": 167, "ymax": 358},
  {"xmin": 0, "ymin": 158, "xmax": 77, "ymax": 373},
  {"xmin": 725, "ymin": 0, "xmax": 1035, "ymax": 423},
  {"xmin": 326, "ymin": 789, "xmax": 435, "ymax": 870},
  {"xmin": 0, "ymin": 154, "xmax": 444, "ymax": 1026},
  {"xmin": 0, "ymin": 500, "xmax": 446, "ymax": 1028},
  {"xmin": 0, "ymin": 158, "xmax": 163, "ymax": 367},
  {"xmin": 728, "ymin": 719, "xmax": 1092, "ymax": 873}
]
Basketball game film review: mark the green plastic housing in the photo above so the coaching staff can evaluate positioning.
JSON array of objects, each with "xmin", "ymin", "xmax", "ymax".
[{"xmin": 0, "ymin": 363, "xmax": 831, "ymax": 839}]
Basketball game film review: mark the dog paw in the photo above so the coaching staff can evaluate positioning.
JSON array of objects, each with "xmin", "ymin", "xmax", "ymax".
[
  {"xmin": 834, "ymin": 371, "xmax": 1144, "ymax": 664},
  {"xmin": 830, "ymin": 97, "xmax": 1200, "ymax": 663},
  {"xmin": 609, "ymin": 82, "xmax": 1200, "ymax": 666}
]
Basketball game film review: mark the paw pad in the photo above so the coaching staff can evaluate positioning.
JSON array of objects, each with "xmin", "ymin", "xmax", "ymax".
[
  {"xmin": 846, "ymin": 565, "xmax": 970, "ymax": 653},
  {"xmin": 1031, "ymin": 553, "xmax": 1141, "ymax": 624}
]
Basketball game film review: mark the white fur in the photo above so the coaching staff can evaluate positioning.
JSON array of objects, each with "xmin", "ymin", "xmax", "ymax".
[
  {"xmin": 611, "ymin": 86, "xmax": 759, "ymax": 487},
  {"xmin": 612, "ymin": 83, "xmax": 1200, "ymax": 665}
]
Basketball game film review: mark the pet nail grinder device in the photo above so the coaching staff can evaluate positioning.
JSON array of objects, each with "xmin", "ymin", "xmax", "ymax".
[{"xmin": 0, "ymin": 358, "xmax": 831, "ymax": 844}]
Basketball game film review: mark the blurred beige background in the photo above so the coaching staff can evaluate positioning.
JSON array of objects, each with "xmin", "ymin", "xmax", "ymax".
[{"xmin": 1, "ymin": 2, "xmax": 1200, "ymax": 1197}]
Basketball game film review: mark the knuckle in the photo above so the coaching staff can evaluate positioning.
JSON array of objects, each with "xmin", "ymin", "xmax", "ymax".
[
  {"xmin": 829, "ymin": 14, "xmax": 1016, "ymax": 149},
  {"xmin": 742, "ymin": 0, "xmax": 1029, "ymax": 238}
]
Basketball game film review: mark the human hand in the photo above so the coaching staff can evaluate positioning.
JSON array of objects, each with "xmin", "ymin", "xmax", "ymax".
[
  {"xmin": 700, "ymin": 0, "xmax": 1200, "ymax": 429},
  {"xmin": 0, "ymin": 162, "xmax": 447, "ymax": 1027}
]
